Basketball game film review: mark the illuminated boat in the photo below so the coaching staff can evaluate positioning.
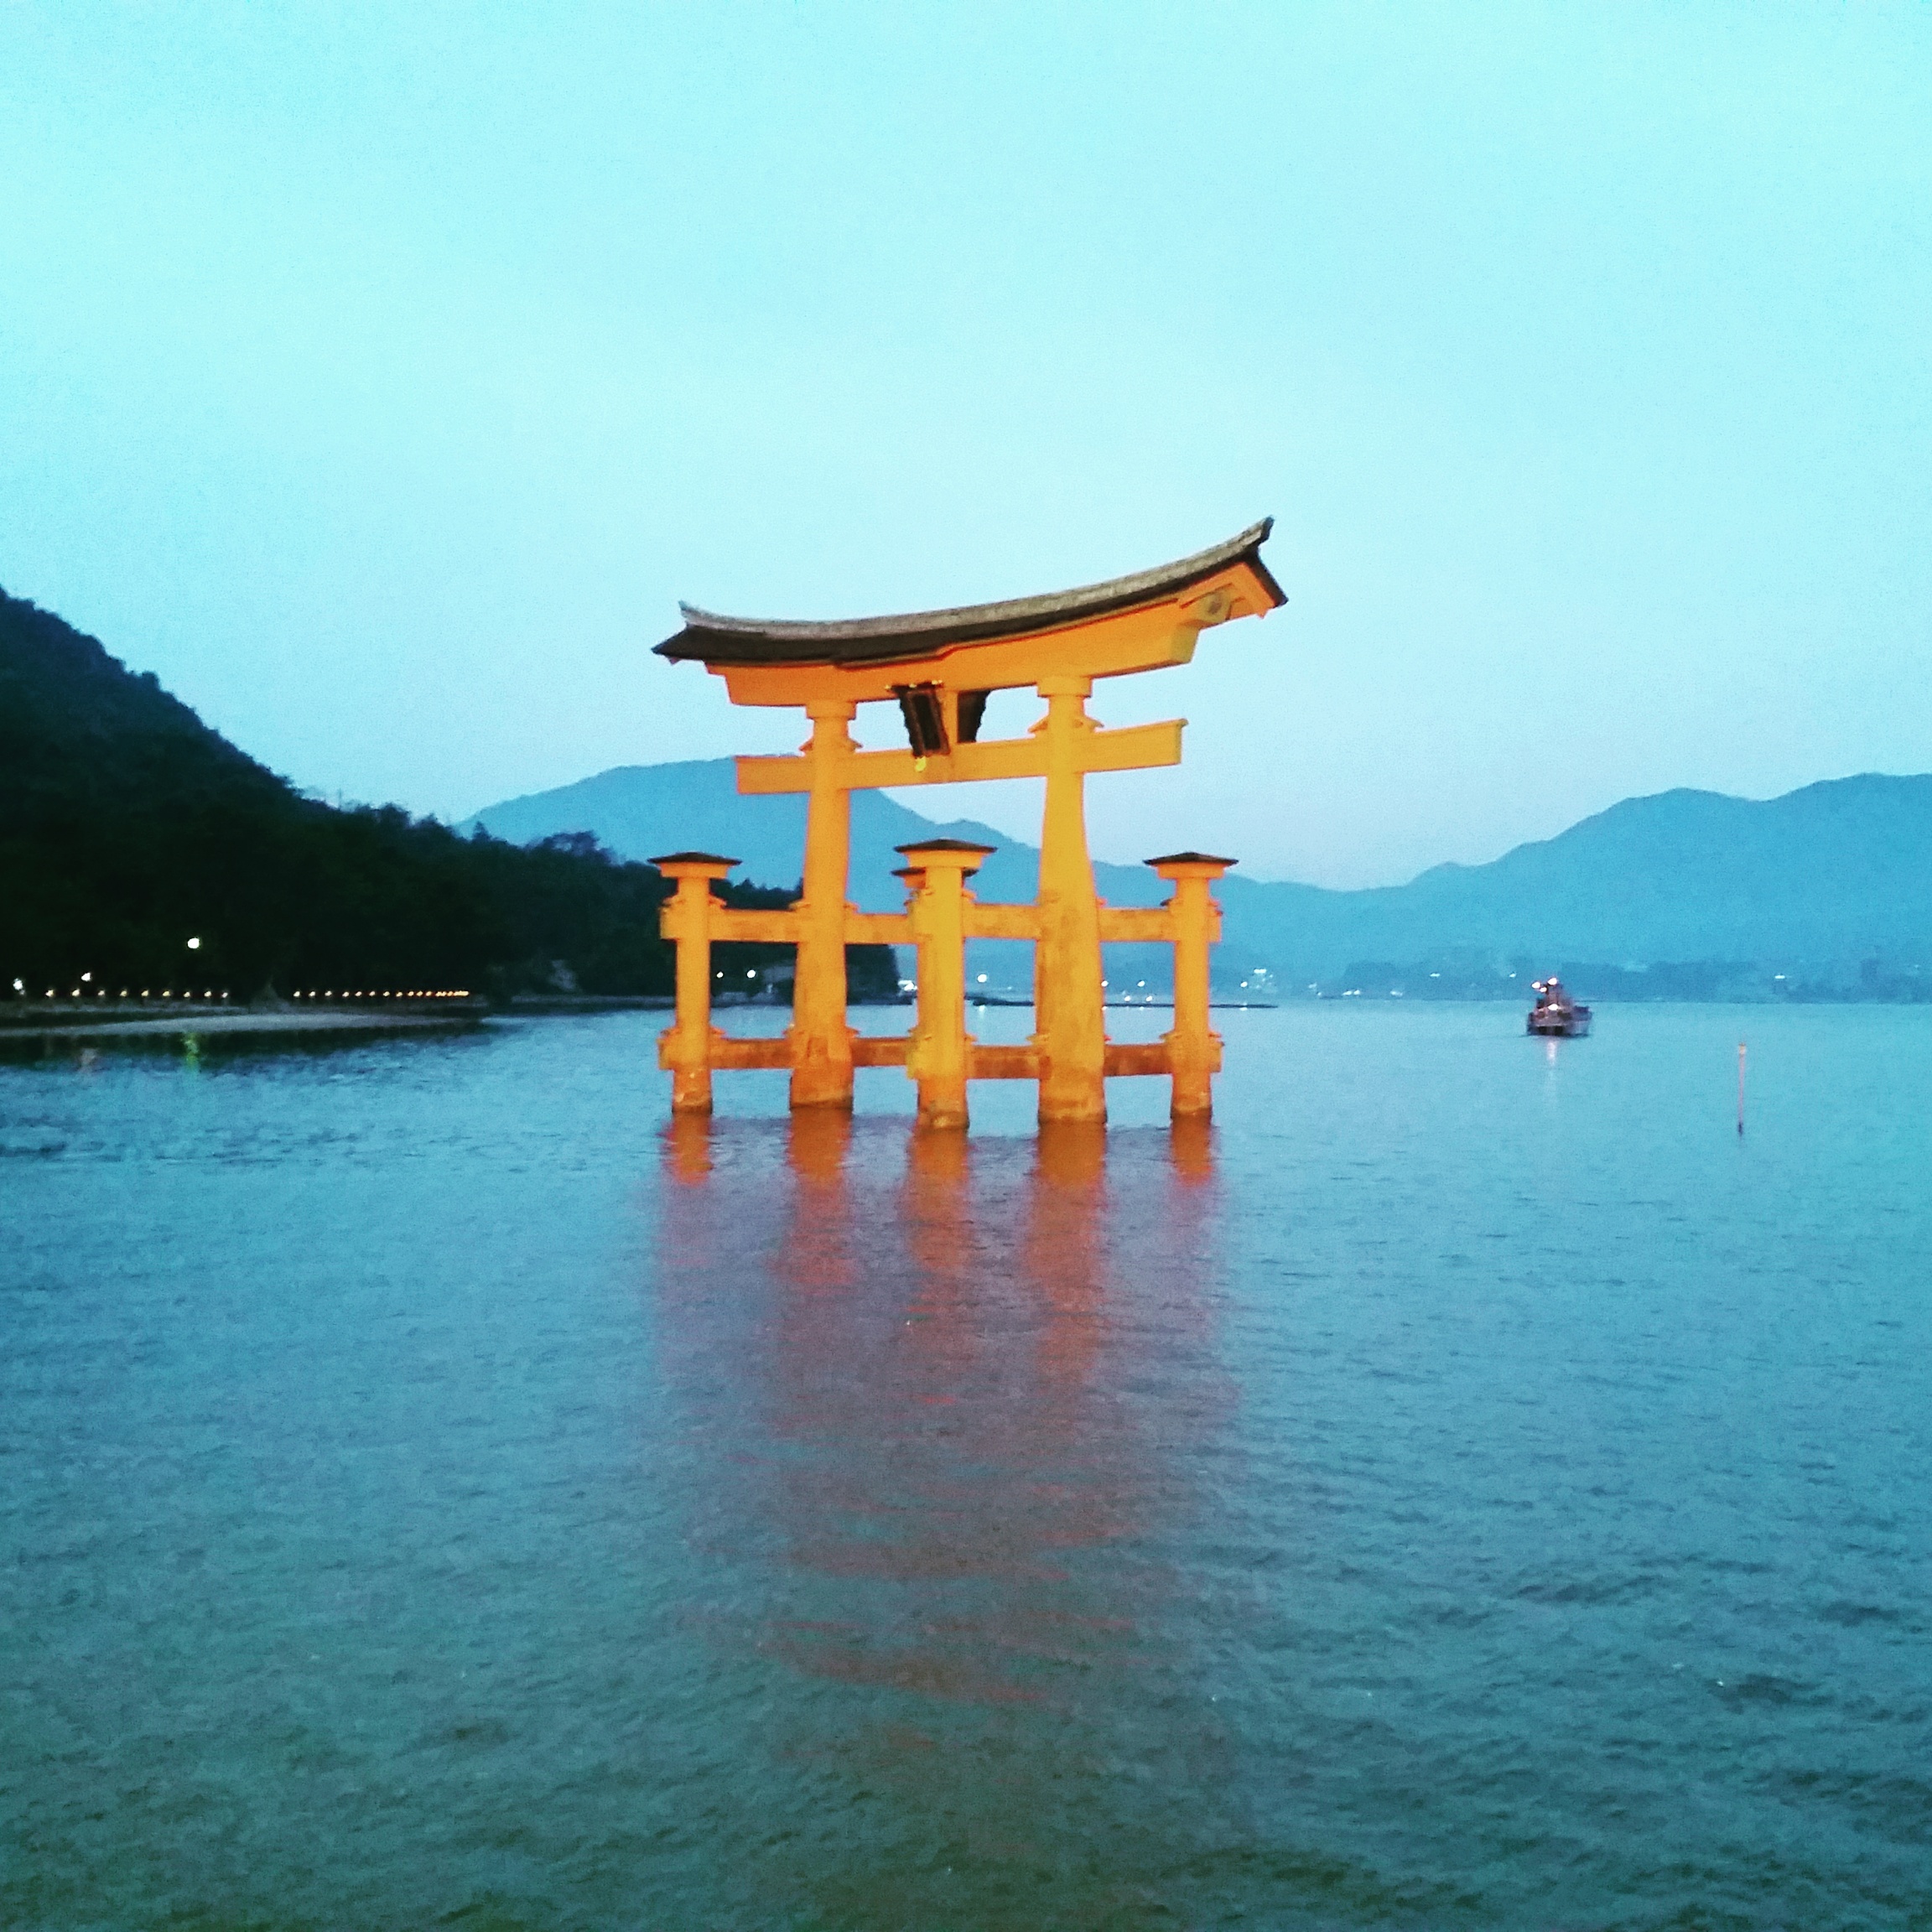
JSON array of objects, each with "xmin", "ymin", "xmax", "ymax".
[{"xmin": 1526, "ymin": 977, "xmax": 1592, "ymax": 1037}]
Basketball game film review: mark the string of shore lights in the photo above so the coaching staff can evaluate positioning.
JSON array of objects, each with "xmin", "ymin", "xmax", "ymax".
[
  {"xmin": 8, "ymin": 979, "xmax": 470, "ymax": 1001},
  {"xmin": 10, "ymin": 931, "xmax": 470, "ymax": 1003}
]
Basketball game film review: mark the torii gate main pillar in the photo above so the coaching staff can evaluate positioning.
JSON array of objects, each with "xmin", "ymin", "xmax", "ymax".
[
  {"xmin": 1034, "ymin": 674, "xmax": 1108, "ymax": 1123},
  {"xmin": 791, "ymin": 699, "xmax": 860, "ymax": 1109}
]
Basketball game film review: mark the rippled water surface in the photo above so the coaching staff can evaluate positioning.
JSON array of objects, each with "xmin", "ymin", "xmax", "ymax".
[{"xmin": 4, "ymin": 1005, "xmax": 1929, "ymax": 1929}]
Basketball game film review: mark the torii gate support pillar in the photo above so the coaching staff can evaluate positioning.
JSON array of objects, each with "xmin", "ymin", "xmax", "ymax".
[
  {"xmin": 655, "ymin": 853, "xmax": 737, "ymax": 1115},
  {"xmin": 1150, "ymin": 852, "xmax": 1233, "ymax": 1120},
  {"xmin": 897, "ymin": 839, "xmax": 993, "ymax": 1131}
]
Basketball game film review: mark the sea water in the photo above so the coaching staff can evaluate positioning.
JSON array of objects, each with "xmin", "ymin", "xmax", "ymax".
[{"xmin": 3, "ymin": 1005, "xmax": 1928, "ymax": 1929}]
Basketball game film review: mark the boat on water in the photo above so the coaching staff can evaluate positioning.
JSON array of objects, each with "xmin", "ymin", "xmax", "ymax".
[{"xmin": 1526, "ymin": 977, "xmax": 1592, "ymax": 1037}]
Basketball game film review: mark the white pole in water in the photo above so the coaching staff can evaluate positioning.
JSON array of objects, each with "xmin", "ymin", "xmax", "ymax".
[{"xmin": 1737, "ymin": 1040, "xmax": 1747, "ymax": 1136}]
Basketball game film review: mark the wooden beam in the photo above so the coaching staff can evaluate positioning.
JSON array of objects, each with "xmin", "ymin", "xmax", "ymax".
[
  {"xmin": 965, "ymin": 902, "xmax": 1042, "ymax": 941},
  {"xmin": 683, "ymin": 1036, "xmax": 1173, "ymax": 1079},
  {"xmin": 1104, "ymin": 1041, "xmax": 1171, "ymax": 1077},
  {"xmin": 1098, "ymin": 907, "xmax": 1174, "ymax": 943},
  {"xmin": 737, "ymin": 719, "xmax": 1183, "ymax": 797},
  {"xmin": 710, "ymin": 1036, "xmax": 792, "ymax": 1071},
  {"xmin": 968, "ymin": 1043, "xmax": 1041, "ymax": 1080},
  {"xmin": 844, "ymin": 911, "xmax": 913, "ymax": 943},
  {"xmin": 709, "ymin": 908, "xmax": 801, "ymax": 944}
]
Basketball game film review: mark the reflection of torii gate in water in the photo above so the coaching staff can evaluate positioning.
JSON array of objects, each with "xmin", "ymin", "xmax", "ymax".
[{"xmin": 651, "ymin": 520, "xmax": 1284, "ymax": 1129}]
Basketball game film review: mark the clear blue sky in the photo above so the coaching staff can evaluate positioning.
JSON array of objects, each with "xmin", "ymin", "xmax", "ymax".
[{"xmin": 3, "ymin": 4, "xmax": 1927, "ymax": 886}]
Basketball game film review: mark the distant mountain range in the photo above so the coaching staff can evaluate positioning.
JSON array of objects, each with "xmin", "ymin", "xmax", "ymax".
[
  {"xmin": 9, "ymin": 568, "xmax": 1921, "ymax": 1005},
  {"xmin": 465, "ymin": 761, "xmax": 1932, "ymax": 999}
]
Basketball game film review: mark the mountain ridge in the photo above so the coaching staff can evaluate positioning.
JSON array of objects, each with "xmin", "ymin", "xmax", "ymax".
[{"xmin": 464, "ymin": 761, "xmax": 1932, "ymax": 992}]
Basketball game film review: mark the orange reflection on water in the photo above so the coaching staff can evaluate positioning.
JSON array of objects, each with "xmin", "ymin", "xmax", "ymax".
[
  {"xmin": 899, "ymin": 1127, "xmax": 979, "ymax": 1392},
  {"xmin": 655, "ymin": 1115, "xmax": 1225, "ymax": 1712},
  {"xmin": 1026, "ymin": 1124, "xmax": 1109, "ymax": 1426},
  {"xmin": 662, "ymin": 1111, "xmax": 713, "ymax": 1186}
]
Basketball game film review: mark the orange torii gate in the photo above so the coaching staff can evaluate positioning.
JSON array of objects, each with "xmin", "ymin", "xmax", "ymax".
[{"xmin": 650, "ymin": 521, "xmax": 1284, "ymax": 1128}]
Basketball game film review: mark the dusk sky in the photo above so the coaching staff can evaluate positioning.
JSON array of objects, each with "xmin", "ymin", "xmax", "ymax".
[{"xmin": 3, "ymin": 5, "xmax": 1927, "ymax": 887}]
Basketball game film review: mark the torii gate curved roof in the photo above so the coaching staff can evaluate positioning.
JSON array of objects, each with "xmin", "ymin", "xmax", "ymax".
[{"xmin": 656, "ymin": 518, "xmax": 1283, "ymax": 669}]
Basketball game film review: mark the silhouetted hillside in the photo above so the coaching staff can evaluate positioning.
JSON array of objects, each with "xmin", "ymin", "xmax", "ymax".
[{"xmin": 0, "ymin": 590, "xmax": 896, "ymax": 1001}]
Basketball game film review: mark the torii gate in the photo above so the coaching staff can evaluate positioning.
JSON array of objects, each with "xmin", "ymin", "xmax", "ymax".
[{"xmin": 651, "ymin": 520, "xmax": 1284, "ymax": 1128}]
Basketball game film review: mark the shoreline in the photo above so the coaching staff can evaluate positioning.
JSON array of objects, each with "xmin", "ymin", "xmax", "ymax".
[{"xmin": 0, "ymin": 1009, "xmax": 486, "ymax": 1043}]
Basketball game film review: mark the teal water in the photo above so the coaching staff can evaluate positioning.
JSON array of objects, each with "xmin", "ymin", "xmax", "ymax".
[{"xmin": 3, "ymin": 1006, "xmax": 1929, "ymax": 1929}]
